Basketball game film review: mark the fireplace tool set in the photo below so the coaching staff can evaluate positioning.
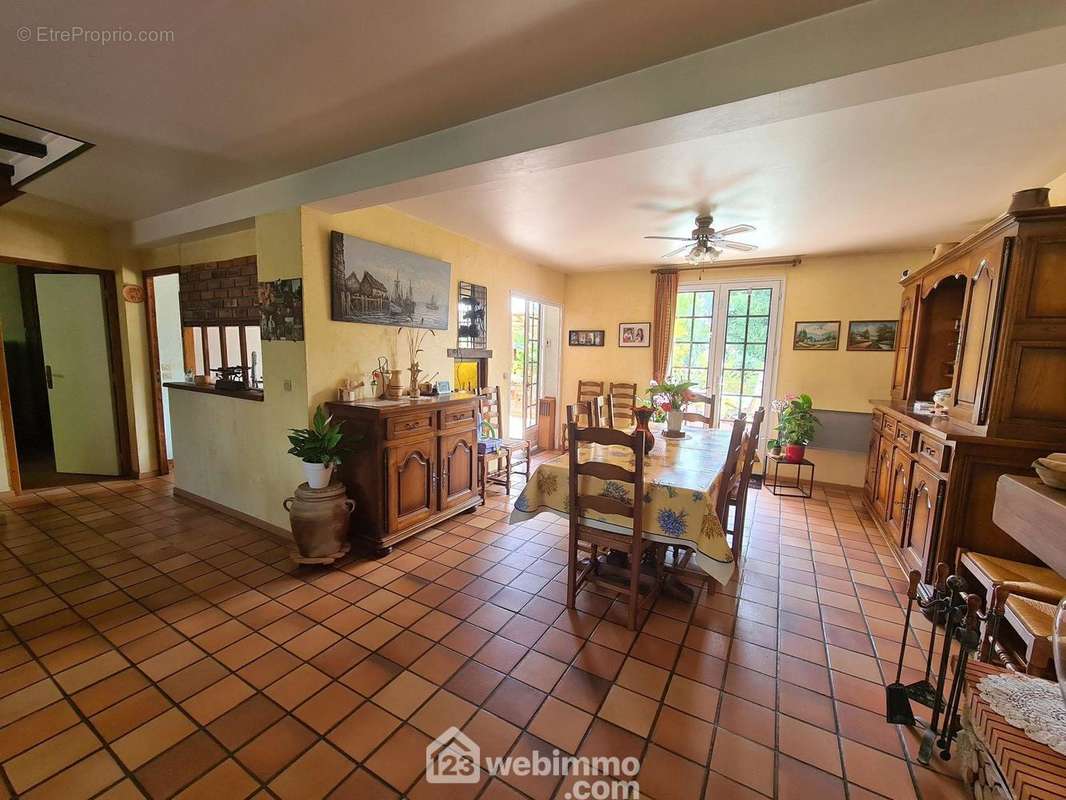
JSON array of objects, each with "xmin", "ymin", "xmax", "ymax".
[{"xmin": 884, "ymin": 562, "xmax": 1014, "ymax": 765}]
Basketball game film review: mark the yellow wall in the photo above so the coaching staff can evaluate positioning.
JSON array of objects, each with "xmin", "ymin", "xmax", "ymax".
[
  {"xmin": 300, "ymin": 206, "xmax": 566, "ymax": 417},
  {"xmin": 562, "ymin": 251, "xmax": 928, "ymax": 485}
]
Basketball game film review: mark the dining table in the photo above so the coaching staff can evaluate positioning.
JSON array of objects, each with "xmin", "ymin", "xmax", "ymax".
[{"xmin": 508, "ymin": 425, "xmax": 736, "ymax": 586}]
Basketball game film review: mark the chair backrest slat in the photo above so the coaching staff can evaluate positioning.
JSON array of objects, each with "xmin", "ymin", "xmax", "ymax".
[
  {"xmin": 738, "ymin": 408, "xmax": 765, "ymax": 486},
  {"xmin": 576, "ymin": 494, "xmax": 636, "ymax": 518},
  {"xmin": 681, "ymin": 409, "xmax": 713, "ymax": 427},
  {"xmin": 567, "ymin": 401, "xmax": 592, "ymax": 428},
  {"xmin": 577, "ymin": 380, "xmax": 604, "ymax": 403},
  {"xmin": 478, "ymin": 386, "xmax": 504, "ymax": 436},
  {"xmin": 575, "ymin": 460, "xmax": 635, "ymax": 483},
  {"xmin": 573, "ymin": 425, "xmax": 640, "ymax": 449},
  {"xmin": 688, "ymin": 391, "xmax": 716, "ymax": 424}
]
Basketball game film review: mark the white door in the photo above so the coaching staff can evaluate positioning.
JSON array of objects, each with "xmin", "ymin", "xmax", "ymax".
[
  {"xmin": 671, "ymin": 280, "xmax": 782, "ymax": 442},
  {"xmin": 34, "ymin": 273, "xmax": 121, "ymax": 475}
]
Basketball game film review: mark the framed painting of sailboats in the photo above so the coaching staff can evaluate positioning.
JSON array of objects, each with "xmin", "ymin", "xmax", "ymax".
[{"xmin": 330, "ymin": 231, "xmax": 451, "ymax": 330}]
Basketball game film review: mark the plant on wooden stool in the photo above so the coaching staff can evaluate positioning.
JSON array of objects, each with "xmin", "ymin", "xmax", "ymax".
[
  {"xmin": 287, "ymin": 405, "xmax": 350, "ymax": 488},
  {"xmin": 773, "ymin": 393, "xmax": 820, "ymax": 462}
]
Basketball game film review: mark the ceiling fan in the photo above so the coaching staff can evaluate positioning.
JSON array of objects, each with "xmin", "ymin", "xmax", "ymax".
[{"xmin": 645, "ymin": 215, "xmax": 757, "ymax": 264}]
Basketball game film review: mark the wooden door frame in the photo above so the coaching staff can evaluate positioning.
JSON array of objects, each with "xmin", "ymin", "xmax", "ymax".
[
  {"xmin": 0, "ymin": 255, "xmax": 134, "ymax": 492},
  {"xmin": 143, "ymin": 266, "xmax": 182, "ymax": 476}
]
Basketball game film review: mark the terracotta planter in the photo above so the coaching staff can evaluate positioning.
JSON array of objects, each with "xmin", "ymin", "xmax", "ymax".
[
  {"xmin": 633, "ymin": 407, "xmax": 655, "ymax": 454},
  {"xmin": 284, "ymin": 482, "xmax": 355, "ymax": 564},
  {"xmin": 784, "ymin": 444, "xmax": 806, "ymax": 462}
]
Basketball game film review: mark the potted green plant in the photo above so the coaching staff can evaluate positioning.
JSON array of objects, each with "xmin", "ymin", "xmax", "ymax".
[
  {"xmin": 287, "ymin": 406, "xmax": 349, "ymax": 488},
  {"xmin": 767, "ymin": 438, "xmax": 782, "ymax": 457},
  {"xmin": 772, "ymin": 393, "xmax": 820, "ymax": 462},
  {"xmin": 646, "ymin": 379, "xmax": 697, "ymax": 436}
]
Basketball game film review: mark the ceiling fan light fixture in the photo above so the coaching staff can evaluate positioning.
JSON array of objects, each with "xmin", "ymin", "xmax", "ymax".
[{"xmin": 685, "ymin": 243, "xmax": 721, "ymax": 265}]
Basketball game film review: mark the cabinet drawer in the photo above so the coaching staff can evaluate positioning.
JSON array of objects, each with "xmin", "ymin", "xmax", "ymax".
[
  {"xmin": 893, "ymin": 422, "xmax": 917, "ymax": 452},
  {"xmin": 882, "ymin": 415, "xmax": 897, "ymax": 438},
  {"xmin": 440, "ymin": 405, "xmax": 476, "ymax": 431},
  {"xmin": 872, "ymin": 409, "xmax": 884, "ymax": 431},
  {"xmin": 386, "ymin": 411, "xmax": 436, "ymax": 440},
  {"xmin": 916, "ymin": 433, "xmax": 951, "ymax": 472}
]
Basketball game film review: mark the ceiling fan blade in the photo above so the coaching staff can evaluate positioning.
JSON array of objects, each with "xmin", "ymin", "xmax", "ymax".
[
  {"xmin": 645, "ymin": 236, "xmax": 694, "ymax": 241},
  {"xmin": 714, "ymin": 224, "xmax": 755, "ymax": 237},
  {"xmin": 717, "ymin": 239, "xmax": 758, "ymax": 252},
  {"xmin": 662, "ymin": 244, "xmax": 694, "ymax": 258}
]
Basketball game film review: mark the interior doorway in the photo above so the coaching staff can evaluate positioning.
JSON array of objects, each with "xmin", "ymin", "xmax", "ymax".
[
  {"xmin": 508, "ymin": 294, "xmax": 562, "ymax": 444},
  {"xmin": 0, "ymin": 260, "xmax": 131, "ymax": 491}
]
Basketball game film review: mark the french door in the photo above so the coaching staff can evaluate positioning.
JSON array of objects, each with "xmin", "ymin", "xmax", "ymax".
[
  {"xmin": 509, "ymin": 297, "xmax": 541, "ymax": 440},
  {"xmin": 670, "ymin": 280, "xmax": 782, "ymax": 435}
]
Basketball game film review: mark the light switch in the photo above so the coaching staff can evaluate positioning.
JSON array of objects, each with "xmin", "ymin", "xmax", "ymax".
[{"xmin": 283, "ymin": 379, "xmax": 293, "ymax": 392}]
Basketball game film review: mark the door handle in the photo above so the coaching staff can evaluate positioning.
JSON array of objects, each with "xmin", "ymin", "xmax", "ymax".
[{"xmin": 45, "ymin": 365, "xmax": 53, "ymax": 389}]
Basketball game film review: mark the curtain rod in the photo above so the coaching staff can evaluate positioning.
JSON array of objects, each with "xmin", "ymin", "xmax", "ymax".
[{"xmin": 650, "ymin": 255, "xmax": 801, "ymax": 274}]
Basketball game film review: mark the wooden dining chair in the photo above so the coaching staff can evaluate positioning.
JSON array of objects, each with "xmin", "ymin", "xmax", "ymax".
[
  {"xmin": 714, "ymin": 414, "xmax": 748, "ymax": 533},
  {"xmin": 477, "ymin": 386, "xmax": 531, "ymax": 496},
  {"xmin": 564, "ymin": 380, "xmax": 605, "ymax": 450},
  {"xmin": 726, "ymin": 408, "xmax": 764, "ymax": 559},
  {"xmin": 608, "ymin": 382, "xmax": 637, "ymax": 428},
  {"xmin": 566, "ymin": 422, "xmax": 659, "ymax": 630},
  {"xmin": 566, "ymin": 401, "xmax": 593, "ymax": 428}
]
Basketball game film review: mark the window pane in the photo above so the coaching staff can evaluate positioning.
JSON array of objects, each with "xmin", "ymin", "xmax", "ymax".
[
  {"xmin": 744, "ymin": 344, "xmax": 766, "ymax": 370},
  {"xmin": 672, "ymin": 342, "xmax": 691, "ymax": 367},
  {"xmin": 244, "ymin": 326, "xmax": 263, "ymax": 385},
  {"xmin": 674, "ymin": 317, "xmax": 692, "ymax": 342},
  {"xmin": 740, "ymin": 396, "xmax": 762, "ymax": 415},
  {"xmin": 722, "ymin": 370, "xmax": 742, "ymax": 394},
  {"xmin": 687, "ymin": 369, "xmax": 707, "ymax": 389},
  {"xmin": 225, "ymin": 327, "xmax": 241, "ymax": 366},
  {"xmin": 723, "ymin": 343, "xmax": 745, "ymax": 370},
  {"xmin": 746, "ymin": 317, "xmax": 769, "ymax": 344},
  {"xmin": 742, "ymin": 371, "xmax": 763, "ymax": 396},
  {"xmin": 206, "ymin": 328, "xmax": 222, "ymax": 371},
  {"xmin": 189, "ymin": 327, "xmax": 204, "ymax": 376},
  {"xmin": 694, "ymin": 291, "xmax": 714, "ymax": 316},
  {"xmin": 691, "ymin": 317, "xmax": 712, "ymax": 343},
  {"xmin": 690, "ymin": 343, "xmax": 709, "ymax": 369},
  {"xmin": 675, "ymin": 292, "xmax": 694, "ymax": 317},
  {"xmin": 728, "ymin": 291, "xmax": 749, "ymax": 316},
  {"xmin": 726, "ymin": 317, "xmax": 747, "ymax": 343},
  {"xmin": 750, "ymin": 289, "xmax": 772, "ymax": 316},
  {"xmin": 720, "ymin": 395, "xmax": 741, "ymax": 421}
]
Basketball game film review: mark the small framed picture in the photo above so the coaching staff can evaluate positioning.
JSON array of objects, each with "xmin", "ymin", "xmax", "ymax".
[
  {"xmin": 568, "ymin": 330, "xmax": 605, "ymax": 347},
  {"xmin": 618, "ymin": 322, "xmax": 651, "ymax": 347},
  {"xmin": 793, "ymin": 321, "xmax": 840, "ymax": 350},
  {"xmin": 847, "ymin": 320, "xmax": 899, "ymax": 351},
  {"xmin": 435, "ymin": 380, "xmax": 452, "ymax": 395}
]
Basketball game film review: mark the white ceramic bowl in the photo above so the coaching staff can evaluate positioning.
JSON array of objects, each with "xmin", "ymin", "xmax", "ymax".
[{"xmin": 1033, "ymin": 453, "xmax": 1066, "ymax": 490}]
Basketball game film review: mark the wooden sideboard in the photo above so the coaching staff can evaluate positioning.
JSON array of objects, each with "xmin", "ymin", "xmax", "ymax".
[
  {"xmin": 327, "ymin": 394, "xmax": 481, "ymax": 554},
  {"xmin": 864, "ymin": 193, "xmax": 1066, "ymax": 590}
]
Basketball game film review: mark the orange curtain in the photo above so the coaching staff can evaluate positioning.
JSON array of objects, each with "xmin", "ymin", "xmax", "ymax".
[{"xmin": 651, "ymin": 270, "xmax": 678, "ymax": 383}]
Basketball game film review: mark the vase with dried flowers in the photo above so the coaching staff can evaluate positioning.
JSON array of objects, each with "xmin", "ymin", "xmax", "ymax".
[{"xmin": 398, "ymin": 327, "xmax": 434, "ymax": 397}]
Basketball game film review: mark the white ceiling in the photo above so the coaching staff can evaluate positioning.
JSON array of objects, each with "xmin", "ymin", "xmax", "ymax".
[
  {"xmin": 0, "ymin": 0, "xmax": 859, "ymax": 221},
  {"xmin": 390, "ymin": 64, "xmax": 1066, "ymax": 270}
]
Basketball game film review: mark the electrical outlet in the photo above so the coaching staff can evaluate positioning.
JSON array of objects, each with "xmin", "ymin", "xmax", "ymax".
[{"xmin": 283, "ymin": 379, "xmax": 293, "ymax": 392}]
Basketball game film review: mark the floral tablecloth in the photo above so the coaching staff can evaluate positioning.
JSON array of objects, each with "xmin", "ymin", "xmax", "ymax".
[{"xmin": 509, "ymin": 427, "xmax": 735, "ymax": 585}]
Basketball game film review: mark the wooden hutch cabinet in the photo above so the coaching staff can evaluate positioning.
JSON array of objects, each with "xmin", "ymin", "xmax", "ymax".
[
  {"xmin": 328, "ymin": 394, "xmax": 481, "ymax": 554},
  {"xmin": 865, "ymin": 191, "xmax": 1066, "ymax": 592}
]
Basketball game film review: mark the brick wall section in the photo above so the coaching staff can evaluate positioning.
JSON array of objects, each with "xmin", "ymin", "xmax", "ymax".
[{"xmin": 178, "ymin": 255, "xmax": 259, "ymax": 326}]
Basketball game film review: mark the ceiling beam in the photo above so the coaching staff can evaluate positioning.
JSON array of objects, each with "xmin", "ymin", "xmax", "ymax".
[
  {"xmin": 0, "ymin": 133, "xmax": 47, "ymax": 159},
  {"xmin": 129, "ymin": 0, "xmax": 1066, "ymax": 246}
]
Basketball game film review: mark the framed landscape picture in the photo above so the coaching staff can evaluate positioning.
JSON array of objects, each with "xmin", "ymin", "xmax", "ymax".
[
  {"xmin": 618, "ymin": 322, "xmax": 650, "ymax": 347},
  {"xmin": 847, "ymin": 320, "xmax": 898, "ymax": 351},
  {"xmin": 569, "ymin": 330, "xmax": 604, "ymax": 347},
  {"xmin": 330, "ymin": 231, "xmax": 450, "ymax": 330},
  {"xmin": 793, "ymin": 320, "xmax": 840, "ymax": 350}
]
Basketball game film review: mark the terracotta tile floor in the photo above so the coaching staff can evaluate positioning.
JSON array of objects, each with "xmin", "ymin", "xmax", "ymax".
[{"xmin": 0, "ymin": 467, "xmax": 968, "ymax": 799}]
